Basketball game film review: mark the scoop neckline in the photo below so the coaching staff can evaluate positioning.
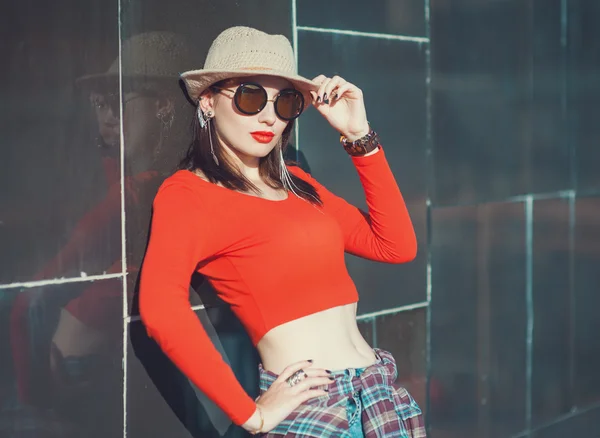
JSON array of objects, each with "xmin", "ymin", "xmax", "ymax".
[{"xmin": 180, "ymin": 169, "xmax": 291, "ymax": 203}]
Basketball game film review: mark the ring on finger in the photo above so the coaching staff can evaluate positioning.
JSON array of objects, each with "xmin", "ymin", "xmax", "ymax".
[{"xmin": 286, "ymin": 370, "xmax": 306, "ymax": 387}]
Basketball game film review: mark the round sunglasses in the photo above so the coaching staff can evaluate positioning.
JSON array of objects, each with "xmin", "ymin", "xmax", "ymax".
[{"xmin": 211, "ymin": 82, "xmax": 305, "ymax": 121}]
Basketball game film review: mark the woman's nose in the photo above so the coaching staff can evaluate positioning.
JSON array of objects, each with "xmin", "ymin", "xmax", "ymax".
[{"xmin": 257, "ymin": 100, "xmax": 277, "ymax": 125}]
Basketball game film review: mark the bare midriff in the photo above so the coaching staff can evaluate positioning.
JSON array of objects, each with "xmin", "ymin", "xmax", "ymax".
[{"xmin": 257, "ymin": 302, "xmax": 377, "ymax": 374}]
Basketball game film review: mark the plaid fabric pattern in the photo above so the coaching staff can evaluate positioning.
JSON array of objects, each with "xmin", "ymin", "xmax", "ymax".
[{"xmin": 258, "ymin": 348, "xmax": 426, "ymax": 437}]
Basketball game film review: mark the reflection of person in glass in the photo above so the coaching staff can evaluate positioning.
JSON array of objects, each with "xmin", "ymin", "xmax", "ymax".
[
  {"xmin": 8, "ymin": 32, "xmax": 191, "ymax": 435},
  {"xmin": 139, "ymin": 27, "xmax": 425, "ymax": 437}
]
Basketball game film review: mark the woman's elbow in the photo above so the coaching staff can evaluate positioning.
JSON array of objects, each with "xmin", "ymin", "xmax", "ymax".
[{"xmin": 386, "ymin": 235, "xmax": 418, "ymax": 264}]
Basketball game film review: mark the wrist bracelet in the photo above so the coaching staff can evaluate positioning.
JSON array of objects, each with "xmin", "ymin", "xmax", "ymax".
[
  {"xmin": 249, "ymin": 406, "xmax": 264, "ymax": 435},
  {"xmin": 340, "ymin": 129, "xmax": 380, "ymax": 156}
]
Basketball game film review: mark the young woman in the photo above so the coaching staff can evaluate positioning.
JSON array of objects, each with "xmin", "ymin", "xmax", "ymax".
[{"xmin": 139, "ymin": 26, "xmax": 426, "ymax": 437}]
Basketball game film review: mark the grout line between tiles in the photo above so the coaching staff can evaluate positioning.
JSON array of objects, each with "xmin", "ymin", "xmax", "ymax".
[
  {"xmin": 126, "ymin": 303, "xmax": 207, "ymax": 324},
  {"xmin": 296, "ymin": 26, "xmax": 429, "ymax": 43},
  {"xmin": 0, "ymin": 273, "xmax": 125, "ymax": 290},
  {"xmin": 568, "ymin": 192, "xmax": 576, "ymax": 406},
  {"xmin": 357, "ymin": 301, "xmax": 429, "ymax": 321},
  {"xmin": 117, "ymin": 1, "xmax": 128, "ymax": 434},
  {"xmin": 510, "ymin": 402, "xmax": 600, "ymax": 438},
  {"xmin": 424, "ymin": 0, "xmax": 433, "ymax": 433},
  {"xmin": 525, "ymin": 196, "xmax": 534, "ymax": 433},
  {"xmin": 432, "ymin": 189, "xmax": 576, "ymax": 209}
]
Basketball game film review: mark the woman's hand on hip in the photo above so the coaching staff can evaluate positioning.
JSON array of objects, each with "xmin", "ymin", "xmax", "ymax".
[
  {"xmin": 243, "ymin": 359, "xmax": 333, "ymax": 433},
  {"xmin": 310, "ymin": 74, "xmax": 370, "ymax": 142}
]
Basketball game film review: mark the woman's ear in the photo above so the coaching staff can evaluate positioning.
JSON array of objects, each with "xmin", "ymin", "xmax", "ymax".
[
  {"xmin": 198, "ymin": 89, "xmax": 215, "ymax": 114},
  {"xmin": 155, "ymin": 97, "xmax": 175, "ymax": 118}
]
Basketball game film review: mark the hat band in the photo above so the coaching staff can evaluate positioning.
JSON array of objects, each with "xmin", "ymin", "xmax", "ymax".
[{"xmin": 242, "ymin": 67, "xmax": 275, "ymax": 71}]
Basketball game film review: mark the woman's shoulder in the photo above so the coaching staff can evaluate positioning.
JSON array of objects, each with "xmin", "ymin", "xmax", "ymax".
[
  {"xmin": 154, "ymin": 169, "xmax": 217, "ymax": 206},
  {"xmin": 286, "ymin": 163, "xmax": 313, "ymax": 181}
]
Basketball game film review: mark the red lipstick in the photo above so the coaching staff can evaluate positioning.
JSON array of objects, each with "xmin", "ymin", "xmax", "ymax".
[{"xmin": 250, "ymin": 131, "xmax": 275, "ymax": 144}]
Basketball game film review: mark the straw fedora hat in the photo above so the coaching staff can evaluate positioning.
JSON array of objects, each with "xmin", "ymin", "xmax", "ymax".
[
  {"xmin": 180, "ymin": 26, "xmax": 319, "ymax": 106},
  {"xmin": 77, "ymin": 31, "xmax": 192, "ymax": 89}
]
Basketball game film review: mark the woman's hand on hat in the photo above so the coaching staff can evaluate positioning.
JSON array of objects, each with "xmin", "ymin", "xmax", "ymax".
[
  {"xmin": 242, "ymin": 359, "xmax": 333, "ymax": 433},
  {"xmin": 310, "ymin": 75, "xmax": 370, "ymax": 142}
]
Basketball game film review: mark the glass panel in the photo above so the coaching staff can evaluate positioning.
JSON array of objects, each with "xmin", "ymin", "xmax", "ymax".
[
  {"xmin": 430, "ymin": 202, "xmax": 527, "ymax": 438},
  {"xmin": 296, "ymin": 0, "xmax": 426, "ymax": 37},
  {"xmin": 0, "ymin": 0, "xmax": 120, "ymax": 284},
  {"xmin": 531, "ymin": 199, "xmax": 572, "ymax": 426},
  {"xmin": 431, "ymin": 0, "xmax": 570, "ymax": 205},
  {"xmin": 573, "ymin": 196, "xmax": 600, "ymax": 408},
  {"xmin": 569, "ymin": 0, "xmax": 600, "ymax": 192},
  {"xmin": 0, "ymin": 279, "xmax": 123, "ymax": 437},
  {"xmin": 357, "ymin": 318, "xmax": 375, "ymax": 346},
  {"xmin": 375, "ymin": 308, "xmax": 428, "ymax": 410},
  {"xmin": 128, "ymin": 305, "xmax": 257, "ymax": 438},
  {"xmin": 298, "ymin": 31, "xmax": 428, "ymax": 313},
  {"xmin": 531, "ymin": 406, "xmax": 600, "ymax": 438}
]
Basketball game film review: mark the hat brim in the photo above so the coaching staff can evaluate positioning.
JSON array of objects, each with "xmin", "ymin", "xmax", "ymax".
[{"xmin": 180, "ymin": 69, "xmax": 319, "ymax": 109}]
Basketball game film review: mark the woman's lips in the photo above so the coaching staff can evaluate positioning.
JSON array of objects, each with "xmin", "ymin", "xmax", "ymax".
[{"xmin": 250, "ymin": 132, "xmax": 275, "ymax": 144}]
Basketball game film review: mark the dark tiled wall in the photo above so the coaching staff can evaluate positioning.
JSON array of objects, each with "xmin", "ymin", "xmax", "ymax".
[
  {"xmin": 430, "ymin": 0, "xmax": 600, "ymax": 437},
  {"xmin": 1, "ymin": 0, "xmax": 599, "ymax": 437}
]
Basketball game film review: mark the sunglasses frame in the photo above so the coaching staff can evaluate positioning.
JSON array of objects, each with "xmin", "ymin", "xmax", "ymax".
[{"xmin": 212, "ymin": 82, "xmax": 305, "ymax": 121}]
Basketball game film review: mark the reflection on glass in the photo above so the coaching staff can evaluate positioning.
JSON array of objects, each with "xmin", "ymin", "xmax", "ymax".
[
  {"xmin": 1, "ymin": 281, "xmax": 123, "ymax": 437},
  {"xmin": 430, "ymin": 203, "xmax": 527, "ymax": 438},
  {"xmin": 0, "ymin": 0, "xmax": 119, "ymax": 284}
]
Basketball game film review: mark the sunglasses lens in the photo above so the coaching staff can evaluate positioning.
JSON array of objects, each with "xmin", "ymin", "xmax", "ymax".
[
  {"xmin": 276, "ymin": 90, "xmax": 304, "ymax": 120},
  {"xmin": 235, "ymin": 84, "xmax": 267, "ymax": 114}
]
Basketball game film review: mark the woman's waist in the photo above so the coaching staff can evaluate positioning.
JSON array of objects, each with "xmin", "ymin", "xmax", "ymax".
[
  {"xmin": 257, "ymin": 304, "xmax": 377, "ymax": 373},
  {"xmin": 258, "ymin": 348, "xmax": 399, "ymax": 399}
]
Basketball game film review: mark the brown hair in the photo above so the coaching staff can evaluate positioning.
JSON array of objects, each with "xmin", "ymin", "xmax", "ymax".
[{"xmin": 178, "ymin": 79, "xmax": 321, "ymax": 205}]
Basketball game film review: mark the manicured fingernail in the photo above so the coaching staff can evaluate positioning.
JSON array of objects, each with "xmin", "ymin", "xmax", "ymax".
[
  {"xmin": 326, "ymin": 370, "xmax": 332, "ymax": 374},
  {"xmin": 317, "ymin": 96, "xmax": 321, "ymax": 103},
  {"xmin": 324, "ymin": 388, "xmax": 329, "ymax": 392},
  {"xmin": 328, "ymin": 376, "xmax": 335, "ymax": 381},
  {"xmin": 308, "ymin": 359, "xmax": 313, "ymax": 363},
  {"xmin": 323, "ymin": 93, "xmax": 329, "ymax": 104}
]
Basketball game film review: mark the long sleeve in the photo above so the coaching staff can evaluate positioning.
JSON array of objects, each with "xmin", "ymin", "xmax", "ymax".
[
  {"xmin": 290, "ymin": 147, "xmax": 417, "ymax": 263},
  {"xmin": 139, "ymin": 181, "xmax": 256, "ymax": 426}
]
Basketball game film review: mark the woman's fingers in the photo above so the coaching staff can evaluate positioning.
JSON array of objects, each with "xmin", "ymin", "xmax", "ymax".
[
  {"xmin": 316, "ymin": 77, "xmax": 331, "ymax": 103},
  {"xmin": 275, "ymin": 359, "xmax": 314, "ymax": 382},
  {"xmin": 324, "ymin": 76, "xmax": 347, "ymax": 101},
  {"xmin": 311, "ymin": 74, "xmax": 327, "ymax": 84},
  {"xmin": 303, "ymin": 367, "xmax": 332, "ymax": 378},
  {"xmin": 331, "ymin": 83, "xmax": 354, "ymax": 101},
  {"xmin": 290, "ymin": 376, "xmax": 335, "ymax": 395},
  {"xmin": 311, "ymin": 75, "xmax": 353, "ymax": 105}
]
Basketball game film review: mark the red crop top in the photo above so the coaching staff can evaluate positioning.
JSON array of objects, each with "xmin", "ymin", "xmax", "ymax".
[{"xmin": 139, "ymin": 147, "xmax": 417, "ymax": 426}]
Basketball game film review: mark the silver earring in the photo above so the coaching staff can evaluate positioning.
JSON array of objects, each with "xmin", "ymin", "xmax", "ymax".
[
  {"xmin": 197, "ymin": 106, "xmax": 207, "ymax": 129},
  {"xmin": 157, "ymin": 110, "xmax": 174, "ymax": 132},
  {"xmin": 205, "ymin": 112, "xmax": 219, "ymax": 166}
]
